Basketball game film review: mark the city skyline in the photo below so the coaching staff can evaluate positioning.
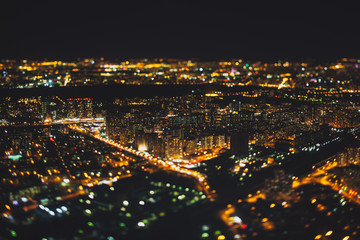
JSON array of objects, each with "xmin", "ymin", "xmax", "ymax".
[
  {"xmin": 2, "ymin": 2, "xmax": 360, "ymax": 239},
  {"xmin": 2, "ymin": 57, "xmax": 360, "ymax": 239}
]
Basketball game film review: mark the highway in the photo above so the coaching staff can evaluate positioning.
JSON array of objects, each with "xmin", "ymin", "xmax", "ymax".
[
  {"xmin": 68, "ymin": 124, "xmax": 217, "ymax": 200},
  {"xmin": 0, "ymin": 118, "xmax": 104, "ymax": 128}
]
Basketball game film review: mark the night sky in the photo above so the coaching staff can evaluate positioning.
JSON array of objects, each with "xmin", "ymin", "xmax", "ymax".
[{"xmin": 1, "ymin": 0, "xmax": 359, "ymax": 60}]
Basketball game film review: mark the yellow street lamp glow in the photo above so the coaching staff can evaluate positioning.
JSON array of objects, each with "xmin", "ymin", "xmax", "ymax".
[{"xmin": 325, "ymin": 231, "xmax": 333, "ymax": 236}]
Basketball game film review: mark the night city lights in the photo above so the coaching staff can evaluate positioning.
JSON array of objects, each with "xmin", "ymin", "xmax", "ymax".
[{"xmin": 1, "ymin": 1, "xmax": 360, "ymax": 240}]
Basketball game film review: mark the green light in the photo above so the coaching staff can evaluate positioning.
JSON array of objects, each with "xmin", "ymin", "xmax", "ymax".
[
  {"xmin": 88, "ymin": 222, "xmax": 94, "ymax": 227},
  {"xmin": 84, "ymin": 209, "xmax": 91, "ymax": 215},
  {"xmin": 172, "ymin": 198, "xmax": 176, "ymax": 202},
  {"xmin": 78, "ymin": 229, "xmax": 84, "ymax": 234},
  {"xmin": 120, "ymin": 222, "xmax": 126, "ymax": 227},
  {"xmin": 8, "ymin": 155, "xmax": 22, "ymax": 161},
  {"xmin": 215, "ymin": 230, "xmax": 222, "ymax": 235},
  {"xmin": 10, "ymin": 230, "xmax": 17, "ymax": 237},
  {"xmin": 202, "ymin": 232, "xmax": 209, "ymax": 238},
  {"xmin": 202, "ymin": 225, "xmax": 209, "ymax": 231},
  {"xmin": 125, "ymin": 213, "xmax": 132, "ymax": 218}
]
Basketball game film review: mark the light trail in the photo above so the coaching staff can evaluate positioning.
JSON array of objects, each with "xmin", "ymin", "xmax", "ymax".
[
  {"xmin": 293, "ymin": 158, "xmax": 360, "ymax": 205},
  {"xmin": 0, "ymin": 118, "xmax": 104, "ymax": 128},
  {"xmin": 69, "ymin": 125, "xmax": 217, "ymax": 200}
]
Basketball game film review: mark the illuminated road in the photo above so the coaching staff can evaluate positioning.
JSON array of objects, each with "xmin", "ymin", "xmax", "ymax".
[
  {"xmin": 293, "ymin": 157, "xmax": 360, "ymax": 205},
  {"xmin": 69, "ymin": 125, "xmax": 217, "ymax": 200},
  {"xmin": 183, "ymin": 147, "xmax": 227, "ymax": 165},
  {"xmin": 51, "ymin": 118, "xmax": 104, "ymax": 124},
  {"xmin": 219, "ymin": 204, "xmax": 247, "ymax": 240},
  {"xmin": 2, "ymin": 117, "xmax": 220, "ymax": 199},
  {"xmin": 0, "ymin": 118, "xmax": 104, "ymax": 128}
]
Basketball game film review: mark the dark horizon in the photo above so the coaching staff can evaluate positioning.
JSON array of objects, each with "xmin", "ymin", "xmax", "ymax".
[
  {"xmin": 1, "ymin": 1, "xmax": 359, "ymax": 61},
  {"xmin": 0, "ymin": 56, "xmax": 355, "ymax": 64}
]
